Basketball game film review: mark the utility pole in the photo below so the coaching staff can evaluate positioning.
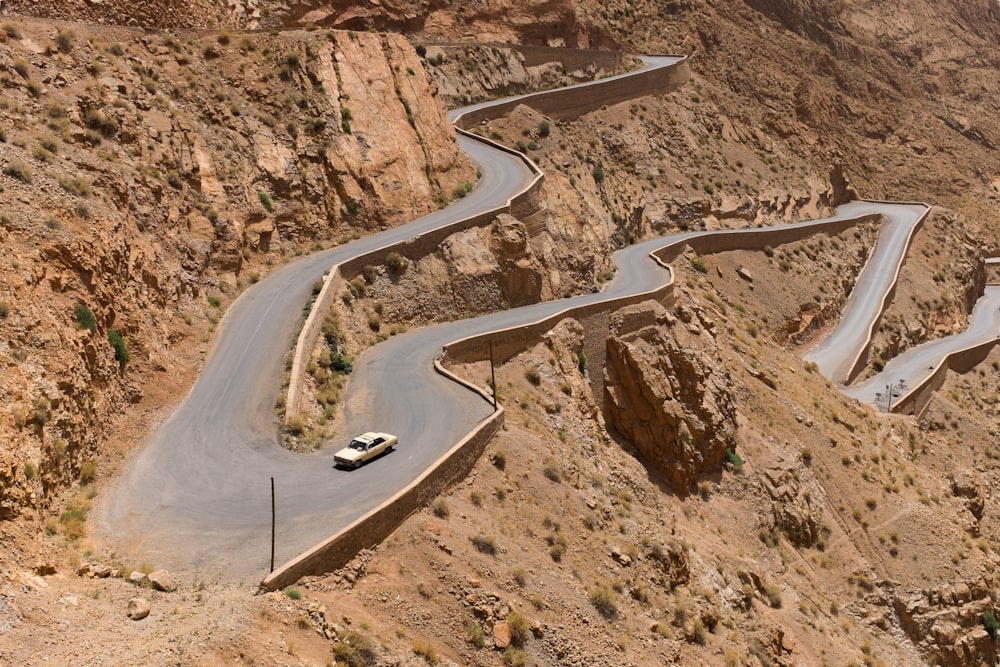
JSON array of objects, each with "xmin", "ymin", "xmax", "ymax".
[
  {"xmin": 270, "ymin": 477, "xmax": 276, "ymax": 573},
  {"xmin": 885, "ymin": 384, "xmax": 893, "ymax": 413},
  {"xmin": 489, "ymin": 340, "xmax": 497, "ymax": 411}
]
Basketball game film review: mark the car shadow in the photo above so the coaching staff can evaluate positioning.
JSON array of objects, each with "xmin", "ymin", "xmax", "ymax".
[{"xmin": 333, "ymin": 448, "xmax": 395, "ymax": 471}]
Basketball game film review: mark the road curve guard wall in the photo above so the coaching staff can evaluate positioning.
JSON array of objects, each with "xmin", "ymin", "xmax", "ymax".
[
  {"xmin": 453, "ymin": 56, "xmax": 690, "ymax": 127},
  {"xmin": 892, "ymin": 338, "xmax": 1000, "ymax": 416},
  {"xmin": 263, "ymin": 383, "xmax": 503, "ymax": 591}
]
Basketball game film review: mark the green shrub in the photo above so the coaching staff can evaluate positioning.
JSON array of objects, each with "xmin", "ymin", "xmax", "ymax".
[
  {"xmin": 0, "ymin": 301, "xmax": 9, "ymax": 319},
  {"xmin": 592, "ymin": 163, "xmax": 605, "ymax": 183},
  {"xmin": 725, "ymin": 448, "xmax": 744, "ymax": 470},
  {"xmin": 690, "ymin": 256, "xmax": 707, "ymax": 273},
  {"xmin": 284, "ymin": 587, "xmax": 302, "ymax": 600},
  {"xmin": 490, "ymin": 450, "xmax": 506, "ymax": 471},
  {"xmin": 207, "ymin": 294, "xmax": 221, "ymax": 308},
  {"xmin": 525, "ymin": 368, "xmax": 541, "ymax": 386},
  {"xmin": 330, "ymin": 353, "xmax": 353, "ymax": 373},
  {"xmin": 108, "ymin": 329, "xmax": 128, "ymax": 366},
  {"xmin": 257, "ymin": 191, "xmax": 274, "ymax": 213},
  {"xmin": 538, "ymin": 119, "xmax": 550, "ymax": 137},
  {"xmin": 74, "ymin": 303, "xmax": 97, "ymax": 331},
  {"xmin": 985, "ymin": 610, "xmax": 999, "ymax": 640},
  {"xmin": 341, "ymin": 107, "xmax": 353, "ymax": 134},
  {"xmin": 466, "ymin": 621, "xmax": 485, "ymax": 647},
  {"xmin": 23, "ymin": 461, "xmax": 35, "ymax": 480}
]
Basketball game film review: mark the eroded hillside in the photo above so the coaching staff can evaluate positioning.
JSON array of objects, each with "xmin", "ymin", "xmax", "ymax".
[
  {"xmin": 1, "ymin": 0, "xmax": 1000, "ymax": 666},
  {"xmin": 0, "ymin": 20, "xmax": 472, "ymax": 517}
]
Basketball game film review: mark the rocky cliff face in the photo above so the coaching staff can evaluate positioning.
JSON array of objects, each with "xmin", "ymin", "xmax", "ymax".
[
  {"xmin": 604, "ymin": 299, "xmax": 738, "ymax": 490},
  {"xmin": 0, "ymin": 20, "xmax": 472, "ymax": 516}
]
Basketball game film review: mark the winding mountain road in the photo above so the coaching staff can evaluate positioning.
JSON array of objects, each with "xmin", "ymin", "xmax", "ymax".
[{"xmin": 96, "ymin": 52, "xmax": 1000, "ymax": 584}]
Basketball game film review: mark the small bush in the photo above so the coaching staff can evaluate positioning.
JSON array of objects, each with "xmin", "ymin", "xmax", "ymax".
[
  {"xmin": 507, "ymin": 611, "xmax": 529, "ymax": 647},
  {"xmin": 431, "ymin": 497, "xmax": 449, "ymax": 519},
  {"xmin": 764, "ymin": 582, "xmax": 783, "ymax": 608},
  {"xmin": 512, "ymin": 567, "xmax": 527, "ymax": 587},
  {"xmin": 4, "ymin": 160, "xmax": 32, "ymax": 183},
  {"xmin": 84, "ymin": 109, "xmax": 119, "ymax": 138},
  {"xmin": 725, "ymin": 448, "xmax": 744, "ymax": 471},
  {"xmin": 538, "ymin": 119, "xmax": 550, "ymax": 137},
  {"xmin": 690, "ymin": 256, "xmax": 707, "ymax": 273},
  {"xmin": 542, "ymin": 465, "xmax": 561, "ymax": 483},
  {"xmin": 257, "ymin": 191, "xmax": 274, "ymax": 213},
  {"xmin": 2, "ymin": 22, "xmax": 22, "ymax": 39},
  {"xmin": 108, "ymin": 329, "xmax": 128, "ymax": 366},
  {"xmin": 23, "ymin": 461, "xmax": 35, "ymax": 480},
  {"xmin": 55, "ymin": 29, "xmax": 75, "ymax": 53},
  {"xmin": 576, "ymin": 350, "xmax": 587, "ymax": 375},
  {"xmin": 341, "ymin": 107, "xmax": 353, "ymax": 134},
  {"xmin": 470, "ymin": 533, "xmax": 497, "ymax": 555},
  {"xmin": 57, "ymin": 175, "xmax": 92, "ymax": 197},
  {"xmin": 332, "ymin": 631, "xmax": 377, "ymax": 667},
  {"xmin": 592, "ymin": 163, "xmax": 605, "ymax": 183},
  {"xmin": 0, "ymin": 301, "xmax": 9, "ymax": 319},
  {"xmin": 525, "ymin": 368, "xmax": 541, "ymax": 386},
  {"xmin": 588, "ymin": 583, "xmax": 618, "ymax": 619},
  {"xmin": 502, "ymin": 647, "xmax": 528, "ymax": 667},
  {"xmin": 466, "ymin": 622, "xmax": 485, "ymax": 647},
  {"xmin": 412, "ymin": 638, "xmax": 436, "ymax": 664},
  {"xmin": 984, "ymin": 610, "xmax": 999, "ymax": 639},
  {"xmin": 284, "ymin": 587, "xmax": 302, "ymax": 600},
  {"xmin": 79, "ymin": 460, "xmax": 97, "ymax": 484},
  {"xmin": 13, "ymin": 57, "xmax": 29, "ymax": 78},
  {"xmin": 490, "ymin": 450, "xmax": 506, "ymax": 471},
  {"xmin": 74, "ymin": 303, "xmax": 97, "ymax": 331}
]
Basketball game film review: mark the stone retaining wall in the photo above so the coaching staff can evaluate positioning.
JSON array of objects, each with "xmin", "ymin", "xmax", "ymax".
[
  {"xmin": 262, "ymin": 373, "xmax": 503, "ymax": 590},
  {"xmin": 453, "ymin": 56, "xmax": 689, "ymax": 126},
  {"xmin": 892, "ymin": 339, "xmax": 999, "ymax": 416}
]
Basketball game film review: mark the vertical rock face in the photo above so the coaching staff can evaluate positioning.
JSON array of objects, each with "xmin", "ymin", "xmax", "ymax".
[{"xmin": 603, "ymin": 300, "xmax": 738, "ymax": 490}]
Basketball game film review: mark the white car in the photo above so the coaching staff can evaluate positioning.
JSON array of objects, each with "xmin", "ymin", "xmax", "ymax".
[{"xmin": 333, "ymin": 432, "xmax": 398, "ymax": 469}]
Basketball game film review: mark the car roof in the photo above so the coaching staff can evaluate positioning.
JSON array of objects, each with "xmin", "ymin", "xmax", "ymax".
[{"xmin": 352, "ymin": 432, "xmax": 380, "ymax": 442}]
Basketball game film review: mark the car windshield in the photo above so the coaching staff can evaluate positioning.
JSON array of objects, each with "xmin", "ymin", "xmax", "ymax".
[{"xmin": 348, "ymin": 439, "xmax": 368, "ymax": 451}]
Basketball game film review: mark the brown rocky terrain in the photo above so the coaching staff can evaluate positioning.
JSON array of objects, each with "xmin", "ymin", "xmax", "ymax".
[{"xmin": 2, "ymin": 0, "xmax": 1000, "ymax": 666}]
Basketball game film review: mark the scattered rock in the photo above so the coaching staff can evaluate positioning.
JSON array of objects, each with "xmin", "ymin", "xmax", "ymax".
[
  {"xmin": 127, "ymin": 597, "xmax": 150, "ymax": 621},
  {"xmin": 493, "ymin": 620, "xmax": 511, "ymax": 649},
  {"xmin": 147, "ymin": 570, "xmax": 176, "ymax": 592}
]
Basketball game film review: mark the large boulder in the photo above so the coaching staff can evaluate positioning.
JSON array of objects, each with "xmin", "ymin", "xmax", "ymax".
[{"xmin": 604, "ymin": 300, "xmax": 738, "ymax": 490}]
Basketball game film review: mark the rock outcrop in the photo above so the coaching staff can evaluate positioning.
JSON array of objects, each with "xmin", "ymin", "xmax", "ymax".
[
  {"xmin": 604, "ymin": 299, "xmax": 739, "ymax": 490},
  {"xmin": 894, "ymin": 579, "xmax": 998, "ymax": 667}
]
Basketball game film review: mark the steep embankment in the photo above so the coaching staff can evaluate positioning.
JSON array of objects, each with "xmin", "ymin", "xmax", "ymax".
[{"xmin": 0, "ymin": 20, "xmax": 472, "ymax": 521}]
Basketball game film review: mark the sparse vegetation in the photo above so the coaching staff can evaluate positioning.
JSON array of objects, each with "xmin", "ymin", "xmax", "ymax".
[
  {"xmin": 74, "ymin": 303, "xmax": 97, "ymax": 331},
  {"xmin": 470, "ymin": 533, "xmax": 497, "ymax": 555}
]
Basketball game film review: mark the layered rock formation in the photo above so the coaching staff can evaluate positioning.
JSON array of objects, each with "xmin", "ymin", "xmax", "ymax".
[{"xmin": 604, "ymin": 299, "xmax": 738, "ymax": 490}]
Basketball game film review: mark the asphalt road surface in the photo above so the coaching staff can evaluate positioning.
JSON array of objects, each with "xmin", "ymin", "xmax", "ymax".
[{"xmin": 96, "ymin": 56, "xmax": 999, "ymax": 584}]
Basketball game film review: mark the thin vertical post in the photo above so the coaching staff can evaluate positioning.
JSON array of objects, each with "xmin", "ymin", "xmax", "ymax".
[
  {"xmin": 489, "ymin": 340, "xmax": 497, "ymax": 411},
  {"xmin": 270, "ymin": 477, "xmax": 276, "ymax": 573}
]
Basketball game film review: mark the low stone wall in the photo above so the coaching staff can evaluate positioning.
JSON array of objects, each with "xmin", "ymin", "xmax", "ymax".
[
  {"xmin": 453, "ymin": 56, "xmax": 690, "ymax": 127},
  {"xmin": 652, "ymin": 213, "xmax": 881, "ymax": 263},
  {"xmin": 262, "ymin": 375, "xmax": 503, "ymax": 590},
  {"xmin": 285, "ymin": 266, "xmax": 346, "ymax": 420},
  {"xmin": 441, "ymin": 282, "xmax": 675, "ymax": 368},
  {"xmin": 892, "ymin": 339, "xmax": 999, "ymax": 416}
]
